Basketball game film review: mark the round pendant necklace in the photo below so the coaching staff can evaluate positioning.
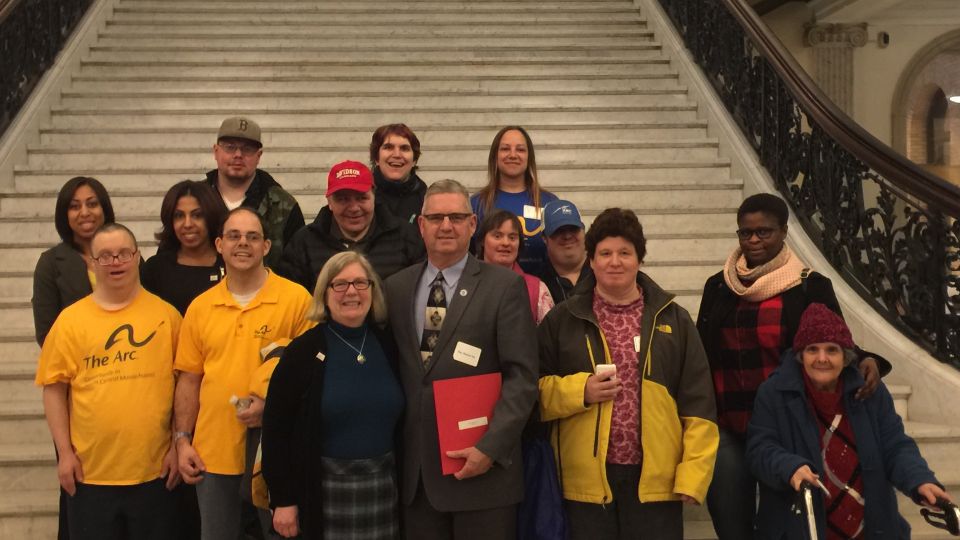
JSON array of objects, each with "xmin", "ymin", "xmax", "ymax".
[{"xmin": 328, "ymin": 325, "xmax": 368, "ymax": 364}]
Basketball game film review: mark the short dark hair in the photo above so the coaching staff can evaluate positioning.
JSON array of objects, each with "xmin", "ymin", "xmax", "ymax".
[
  {"xmin": 737, "ymin": 193, "xmax": 789, "ymax": 227},
  {"xmin": 474, "ymin": 209, "xmax": 524, "ymax": 261},
  {"xmin": 222, "ymin": 206, "xmax": 266, "ymax": 236},
  {"xmin": 585, "ymin": 208, "xmax": 647, "ymax": 262},
  {"xmin": 92, "ymin": 222, "xmax": 139, "ymax": 251},
  {"xmin": 54, "ymin": 177, "xmax": 115, "ymax": 247},
  {"xmin": 369, "ymin": 124, "xmax": 421, "ymax": 166},
  {"xmin": 156, "ymin": 180, "xmax": 227, "ymax": 252}
]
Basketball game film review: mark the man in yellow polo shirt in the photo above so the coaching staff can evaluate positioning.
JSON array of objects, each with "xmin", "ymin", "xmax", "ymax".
[
  {"xmin": 36, "ymin": 223, "xmax": 182, "ymax": 540},
  {"xmin": 174, "ymin": 207, "xmax": 313, "ymax": 540}
]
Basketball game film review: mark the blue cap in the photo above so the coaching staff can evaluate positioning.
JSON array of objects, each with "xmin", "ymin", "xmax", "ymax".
[{"xmin": 543, "ymin": 200, "xmax": 584, "ymax": 236}]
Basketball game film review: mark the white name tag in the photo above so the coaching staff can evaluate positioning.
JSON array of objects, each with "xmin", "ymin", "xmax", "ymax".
[
  {"xmin": 523, "ymin": 204, "xmax": 542, "ymax": 220},
  {"xmin": 453, "ymin": 341, "xmax": 482, "ymax": 367},
  {"xmin": 634, "ymin": 336, "xmax": 641, "ymax": 353},
  {"xmin": 458, "ymin": 416, "xmax": 489, "ymax": 430},
  {"xmin": 315, "ymin": 351, "xmax": 326, "ymax": 362}
]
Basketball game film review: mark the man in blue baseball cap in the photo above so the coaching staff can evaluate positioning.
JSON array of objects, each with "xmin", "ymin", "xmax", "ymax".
[{"xmin": 538, "ymin": 199, "xmax": 592, "ymax": 303}]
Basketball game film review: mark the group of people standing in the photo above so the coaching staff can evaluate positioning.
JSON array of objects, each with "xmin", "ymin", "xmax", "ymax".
[{"xmin": 31, "ymin": 117, "xmax": 952, "ymax": 540}]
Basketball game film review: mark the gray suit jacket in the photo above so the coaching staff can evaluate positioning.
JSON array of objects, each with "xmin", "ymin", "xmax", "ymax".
[{"xmin": 385, "ymin": 255, "xmax": 538, "ymax": 512}]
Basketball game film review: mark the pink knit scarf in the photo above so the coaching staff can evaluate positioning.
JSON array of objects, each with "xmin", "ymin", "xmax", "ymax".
[{"xmin": 723, "ymin": 244, "xmax": 807, "ymax": 302}]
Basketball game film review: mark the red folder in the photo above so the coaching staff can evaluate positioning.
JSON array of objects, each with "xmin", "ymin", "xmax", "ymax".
[{"xmin": 433, "ymin": 372, "xmax": 502, "ymax": 475}]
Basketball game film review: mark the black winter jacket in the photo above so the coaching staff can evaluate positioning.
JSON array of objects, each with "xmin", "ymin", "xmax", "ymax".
[
  {"xmin": 276, "ymin": 203, "xmax": 425, "ymax": 293},
  {"xmin": 373, "ymin": 168, "xmax": 427, "ymax": 227}
]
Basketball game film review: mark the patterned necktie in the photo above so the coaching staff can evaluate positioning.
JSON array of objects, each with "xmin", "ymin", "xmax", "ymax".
[{"xmin": 420, "ymin": 271, "xmax": 446, "ymax": 367}]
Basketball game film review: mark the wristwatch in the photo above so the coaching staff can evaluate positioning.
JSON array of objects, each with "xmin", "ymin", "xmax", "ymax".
[{"xmin": 174, "ymin": 431, "xmax": 193, "ymax": 442}]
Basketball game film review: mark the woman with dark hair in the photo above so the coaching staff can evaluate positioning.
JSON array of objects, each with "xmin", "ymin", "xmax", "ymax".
[
  {"xmin": 141, "ymin": 180, "xmax": 227, "ymax": 315},
  {"xmin": 32, "ymin": 176, "xmax": 116, "ymax": 345},
  {"xmin": 262, "ymin": 251, "xmax": 403, "ymax": 539},
  {"xmin": 538, "ymin": 208, "xmax": 718, "ymax": 540},
  {"xmin": 31, "ymin": 176, "xmax": 115, "ymax": 540},
  {"xmin": 747, "ymin": 303, "xmax": 951, "ymax": 539},
  {"xmin": 370, "ymin": 123, "xmax": 427, "ymax": 225},
  {"xmin": 476, "ymin": 209, "xmax": 554, "ymax": 324},
  {"xmin": 697, "ymin": 193, "xmax": 888, "ymax": 539},
  {"xmin": 471, "ymin": 126, "xmax": 557, "ymax": 275}
]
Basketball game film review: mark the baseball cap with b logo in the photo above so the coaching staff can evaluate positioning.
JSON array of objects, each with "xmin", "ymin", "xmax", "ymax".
[
  {"xmin": 217, "ymin": 116, "xmax": 262, "ymax": 147},
  {"xmin": 543, "ymin": 199, "xmax": 584, "ymax": 236},
  {"xmin": 326, "ymin": 160, "xmax": 374, "ymax": 196}
]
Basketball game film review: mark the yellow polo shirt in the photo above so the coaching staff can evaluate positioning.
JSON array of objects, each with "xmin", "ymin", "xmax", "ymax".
[
  {"xmin": 175, "ymin": 271, "xmax": 313, "ymax": 475},
  {"xmin": 35, "ymin": 289, "xmax": 181, "ymax": 485}
]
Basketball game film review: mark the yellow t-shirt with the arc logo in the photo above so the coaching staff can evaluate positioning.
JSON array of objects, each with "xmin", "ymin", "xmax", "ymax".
[
  {"xmin": 35, "ymin": 289, "xmax": 181, "ymax": 485},
  {"xmin": 175, "ymin": 271, "xmax": 313, "ymax": 475}
]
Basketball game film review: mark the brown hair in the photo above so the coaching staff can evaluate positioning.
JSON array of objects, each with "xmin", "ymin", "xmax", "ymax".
[
  {"xmin": 475, "ymin": 209, "xmax": 524, "ymax": 261},
  {"xmin": 475, "ymin": 126, "xmax": 543, "ymax": 215},
  {"xmin": 585, "ymin": 208, "xmax": 647, "ymax": 263},
  {"xmin": 369, "ymin": 123, "xmax": 421, "ymax": 169},
  {"xmin": 155, "ymin": 180, "xmax": 227, "ymax": 252}
]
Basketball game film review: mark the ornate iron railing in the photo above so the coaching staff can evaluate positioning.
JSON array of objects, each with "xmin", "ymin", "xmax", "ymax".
[
  {"xmin": 656, "ymin": 0, "xmax": 960, "ymax": 368},
  {"xmin": 0, "ymin": 0, "xmax": 94, "ymax": 137}
]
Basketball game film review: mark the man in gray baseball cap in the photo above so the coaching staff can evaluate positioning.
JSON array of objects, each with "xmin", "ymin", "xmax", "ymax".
[
  {"xmin": 538, "ymin": 199, "xmax": 592, "ymax": 302},
  {"xmin": 205, "ymin": 116, "xmax": 304, "ymax": 269}
]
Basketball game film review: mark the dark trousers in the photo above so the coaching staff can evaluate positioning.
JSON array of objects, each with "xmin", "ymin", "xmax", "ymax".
[
  {"xmin": 66, "ymin": 478, "xmax": 176, "ymax": 540},
  {"xmin": 403, "ymin": 479, "xmax": 517, "ymax": 540},
  {"xmin": 706, "ymin": 428, "xmax": 757, "ymax": 540},
  {"xmin": 565, "ymin": 463, "xmax": 683, "ymax": 540}
]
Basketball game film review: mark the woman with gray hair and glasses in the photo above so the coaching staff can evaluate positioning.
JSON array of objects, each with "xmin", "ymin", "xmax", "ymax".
[{"xmin": 262, "ymin": 251, "xmax": 404, "ymax": 539}]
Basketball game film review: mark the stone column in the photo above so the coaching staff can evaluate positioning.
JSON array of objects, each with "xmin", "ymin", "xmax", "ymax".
[{"xmin": 804, "ymin": 23, "xmax": 868, "ymax": 115}]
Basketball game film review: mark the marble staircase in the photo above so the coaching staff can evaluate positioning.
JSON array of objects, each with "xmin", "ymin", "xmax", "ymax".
[{"xmin": 0, "ymin": 0, "xmax": 957, "ymax": 538}]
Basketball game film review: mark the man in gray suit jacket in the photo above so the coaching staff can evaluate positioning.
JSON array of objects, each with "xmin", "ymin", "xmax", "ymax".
[{"xmin": 384, "ymin": 179, "xmax": 538, "ymax": 540}]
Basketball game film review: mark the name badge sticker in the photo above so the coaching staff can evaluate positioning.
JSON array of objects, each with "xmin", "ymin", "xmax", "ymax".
[
  {"xmin": 522, "ymin": 204, "xmax": 542, "ymax": 221},
  {"xmin": 633, "ymin": 336, "xmax": 641, "ymax": 353},
  {"xmin": 458, "ymin": 416, "xmax": 489, "ymax": 430},
  {"xmin": 453, "ymin": 341, "xmax": 482, "ymax": 367}
]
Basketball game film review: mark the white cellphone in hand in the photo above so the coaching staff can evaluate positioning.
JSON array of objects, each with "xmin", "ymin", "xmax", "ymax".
[{"xmin": 595, "ymin": 363, "xmax": 617, "ymax": 380}]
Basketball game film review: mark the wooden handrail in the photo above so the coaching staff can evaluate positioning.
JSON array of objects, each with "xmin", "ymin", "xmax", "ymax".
[{"xmin": 723, "ymin": 0, "xmax": 960, "ymax": 217}]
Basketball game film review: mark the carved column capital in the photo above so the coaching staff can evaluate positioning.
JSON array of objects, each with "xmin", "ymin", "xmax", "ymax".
[{"xmin": 805, "ymin": 23, "xmax": 869, "ymax": 48}]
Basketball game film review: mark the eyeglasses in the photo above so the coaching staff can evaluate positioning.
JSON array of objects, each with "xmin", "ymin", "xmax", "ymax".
[
  {"xmin": 422, "ymin": 213, "xmax": 472, "ymax": 225},
  {"xmin": 736, "ymin": 227, "xmax": 779, "ymax": 240},
  {"xmin": 218, "ymin": 142, "xmax": 260, "ymax": 156},
  {"xmin": 92, "ymin": 249, "xmax": 138, "ymax": 266},
  {"xmin": 222, "ymin": 231, "xmax": 264, "ymax": 243},
  {"xmin": 329, "ymin": 279, "xmax": 372, "ymax": 292}
]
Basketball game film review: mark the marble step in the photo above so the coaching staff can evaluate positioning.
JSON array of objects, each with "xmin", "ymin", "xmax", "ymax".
[
  {"xmin": 66, "ymin": 76, "xmax": 683, "ymax": 95},
  {"xmin": 114, "ymin": 0, "xmax": 638, "ymax": 11},
  {"xmin": 0, "ymin": 490, "xmax": 58, "ymax": 539},
  {"xmin": 101, "ymin": 22, "xmax": 651, "ymax": 37},
  {"xmin": 0, "ymin": 444, "xmax": 58, "ymax": 493},
  {"xmin": 24, "ymin": 143, "xmax": 719, "ymax": 170},
  {"xmin": 106, "ymin": 12, "xmax": 643, "ymax": 25},
  {"xmin": 93, "ymin": 35, "xmax": 657, "ymax": 49},
  {"xmin": 0, "ymin": 303, "xmax": 34, "ymax": 340},
  {"xmin": 57, "ymin": 91, "xmax": 687, "ymax": 111},
  {"xmin": 13, "ymin": 161, "xmax": 731, "ymax": 193},
  {"xmin": 75, "ymin": 60, "xmax": 675, "ymax": 78},
  {"xmin": 47, "ymin": 108, "xmax": 698, "ymax": 131},
  {"xmin": 38, "ymin": 123, "xmax": 706, "ymax": 148}
]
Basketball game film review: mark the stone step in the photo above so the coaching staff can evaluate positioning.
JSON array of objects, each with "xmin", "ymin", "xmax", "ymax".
[
  {"xmin": 889, "ymin": 384, "xmax": 912, "ymax": 420},
  {"xmin": 75, "ymin": 60, "xmax": 675, "ymax": 78},
  {"xmin": 38, "ymin": 123, "xmax": 706, "ymax": 149},
  {"xmin": 0, "ymin": 276, "xmax": 35, "ymax": 305},
  {"xmin": 24, "ymin": 143, "xmax": 719, "ymax": 170},
  {"xmin": 93, "ymin": 35, "xmax": 657, "ymax": 49},
  {"xmin": 13, "ymin": 163, "xmax": 731, "ymax": 193},
  {"xmin": 0, "ymin": 401, "xmax": 47, "ymax": 445},
  {"xmin": 0, "ymin": 303, "xmax": 33, "ymax": 340},
  {"xmin": 66, "ymin": 76, "xmax": 683, "ymax": 95},
  {"xmin": 106, "ymin": 12, "xmax": 643, "ymax": 25},
  {"xmin": 114, "ymin": 1, "xmax": 638, "ymax": 12},
  {"xmin": 48, "ymin": 107, "xmax": 699, "ymax": 130},
  {"xmin": 100, "ymin": 22, "xmax": 651, "ymax": 37},
  {"xmin": 0, "ymin": 443, "xmax": 58, "ymax": 493},
  {"xmin": 0, "ymin": 490, "xmax": 58, "ymax": 539}
]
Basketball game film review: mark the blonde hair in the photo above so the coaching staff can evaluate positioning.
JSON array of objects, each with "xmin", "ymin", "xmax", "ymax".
[{"xmin": 307, "ymin": 251, "xmax": 387, "ymax": 325}]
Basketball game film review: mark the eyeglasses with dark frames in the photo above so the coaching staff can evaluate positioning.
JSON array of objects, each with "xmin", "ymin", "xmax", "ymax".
[{"xmin": 329, "ymin": 279, "xmax": 373, "ymax": 292}]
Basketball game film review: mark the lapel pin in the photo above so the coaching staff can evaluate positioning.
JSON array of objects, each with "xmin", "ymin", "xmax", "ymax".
[{"xmin": 459, "ymin": 289, "xmax": 468, "ymax": 297}]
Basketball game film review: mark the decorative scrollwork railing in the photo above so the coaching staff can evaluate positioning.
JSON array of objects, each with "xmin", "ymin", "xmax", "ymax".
[
  {"xmin": 656, "ymin": 0, "xmax": 960, "ymax": 368},
  {"xmin": 0, "ymin": 0, "xmax": 94, "ymax": 138}
]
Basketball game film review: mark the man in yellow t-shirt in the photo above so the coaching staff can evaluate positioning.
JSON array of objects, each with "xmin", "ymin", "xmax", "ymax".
[
  {"xmin": 174, "ymin": 207, "xmax": 313, "ymax": 540},
  {"xmin": 37, "ymin": 223, "xmax": 182, "ymax": 540}
]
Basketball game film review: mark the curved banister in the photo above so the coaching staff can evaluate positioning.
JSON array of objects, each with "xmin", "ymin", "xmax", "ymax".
[
  {"xmin": 655, "ymin": 0, "xmax": 960, "ymax": 368},
  {"xmin": 723, "ymin": 0, "xmax": 960, "ymax": 216}
]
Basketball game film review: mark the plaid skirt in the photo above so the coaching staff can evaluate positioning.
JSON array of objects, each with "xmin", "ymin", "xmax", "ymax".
[{"xmin": 320, "ymin": 451, "xmax": 398, "ymax": 540}]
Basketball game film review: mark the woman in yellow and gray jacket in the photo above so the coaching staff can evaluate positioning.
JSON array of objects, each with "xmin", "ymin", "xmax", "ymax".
[{"xmin": 538, "ymin": 208, "xmax": 719, "ymax": 540}]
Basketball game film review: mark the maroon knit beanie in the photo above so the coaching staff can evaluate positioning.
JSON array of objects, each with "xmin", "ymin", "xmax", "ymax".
[{"xmin": 793, "ymin": 303, "xmax": 855, "ymax": 351}]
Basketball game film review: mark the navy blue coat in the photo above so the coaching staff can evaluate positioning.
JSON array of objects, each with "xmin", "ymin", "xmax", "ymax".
[{"xmin": 746, "ymin": 352, "xmax": 940, "ymax": 539}]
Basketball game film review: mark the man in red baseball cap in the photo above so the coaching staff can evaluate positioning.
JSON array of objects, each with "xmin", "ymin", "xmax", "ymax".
[{"xmin": 276, "ymin": 160, "xmax": 424, "ymax": 293}]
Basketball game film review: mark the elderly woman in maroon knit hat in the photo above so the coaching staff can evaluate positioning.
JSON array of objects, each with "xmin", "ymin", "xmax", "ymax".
[{"xmin": 746, "ymin": 303, "xmax": 952, "ymax": 539}]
